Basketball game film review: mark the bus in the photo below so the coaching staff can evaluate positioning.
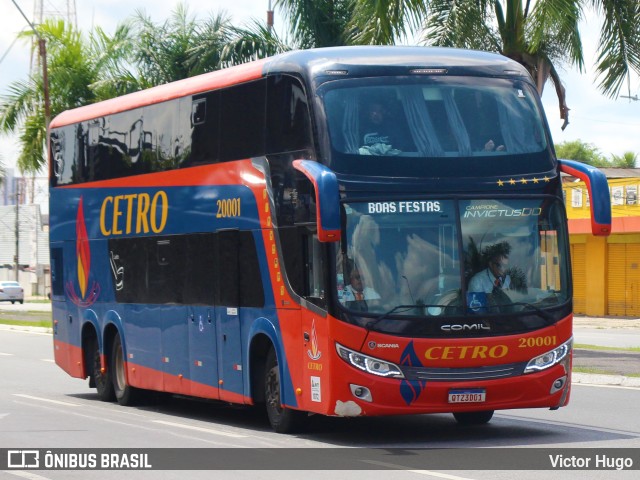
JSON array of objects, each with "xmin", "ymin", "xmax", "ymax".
[{"xmin": 49, "ymin": 46, "xmax": 611, "ymax": 433}]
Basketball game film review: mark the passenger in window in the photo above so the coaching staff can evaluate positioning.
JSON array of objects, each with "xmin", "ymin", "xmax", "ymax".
[
  {"xmin": 359, "ymin": 101, "xmax": 402, "ymax": 156},
  {"xmin": 483, "ymin": 139, "xmax": 505, "ymax": 152},
  {"xmin": 342, "ymin": 267, "xmax": 380, "ymax": 312}
]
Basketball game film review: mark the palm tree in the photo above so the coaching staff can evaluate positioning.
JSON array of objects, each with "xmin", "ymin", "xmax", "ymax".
[
  {"xmin": 275, "ymin": 0, "xmax": 355, "ymax": 48},
  {"xmin": 611, "ymin": 151, "xmax": 638, "ymax": 168},
  {"xmin": 219, "ymin": 0, "xmax": 356, "ymax": 66},
  {"xmin": 350, "ymin": 0, "xmax": 640, "ymax": 130},
  {"xmin": 219, "ymin": 0, "xmax": 359, "ymax": 68},
  {"xmin": 127, "ymin": 3, "xmax": 235, "ymax": 87},
  {"xmin": 219, "ymin": 20, "xmax": 291, "ymax": 67},
  {"xmin": 0, "ymin": 19, "xmax": 133, "ymax": 173}
]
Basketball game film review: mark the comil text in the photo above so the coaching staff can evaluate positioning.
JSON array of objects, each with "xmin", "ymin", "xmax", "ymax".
[{"xmin": 100, "ymin": 191, "xmax": 168, "ymax": 236}]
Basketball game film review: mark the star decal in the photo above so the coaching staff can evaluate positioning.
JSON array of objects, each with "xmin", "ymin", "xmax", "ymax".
[
  {"xmin": 509, "ymin": 178, "xmax": 516, "ymax": 185},
  {"xmin": 520, "ymin": 178, "xmax": 528, "ymax": 185},
  {"xmin": 497, "ymin": 179, "xmax": 504, "ymax": 187}
]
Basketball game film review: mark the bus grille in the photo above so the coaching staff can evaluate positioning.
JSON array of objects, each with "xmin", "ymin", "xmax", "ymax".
[{"xmin": 401, "ymin": 362, "xmax": 528, "ymax": 382}]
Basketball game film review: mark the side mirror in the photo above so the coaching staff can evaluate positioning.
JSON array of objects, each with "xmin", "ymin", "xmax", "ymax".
[
  {"xmin": 292, "ymin": 160, "xmax": 341, "ymax": 242},
  {"xmin": 558, "ymin": 159, "xmax": 611, "ymax": 236}
]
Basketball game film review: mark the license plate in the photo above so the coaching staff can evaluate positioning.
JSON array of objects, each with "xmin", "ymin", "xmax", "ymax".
[{"xmin": 448, "ymin": 389, "xmax": 486, "ymax": 403}]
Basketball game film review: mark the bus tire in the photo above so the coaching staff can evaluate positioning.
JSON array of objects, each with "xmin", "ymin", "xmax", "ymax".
[
  {"xmin": 111, "ymin": 332, "xmax": 141, "ymax": 406},
  {"xmin": 90, "ymin": 338, "xmax": 115, "ymax": 402},
  {"xmin": 264, "ymin": 348, "xmax": 306, "ymax": 433},
  {"xmin": 453, "ymin": 410, "xmax": 494, "ymax": 425}
]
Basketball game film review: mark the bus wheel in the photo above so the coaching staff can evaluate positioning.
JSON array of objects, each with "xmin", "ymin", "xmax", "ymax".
[
  {"xmin": 90, "ymin": 339, "xmax": 115, "ymax": 401},
  {"xmin": 453, "ymin": 410, "xmax": 494, "ymax": 425},
  {"xmin": 111, "ymin": 333, "xmax": 140, "ymax": 406},
  {"xmin": 264, "ymin": 348, "xmax": 306, "ymax": 433}
]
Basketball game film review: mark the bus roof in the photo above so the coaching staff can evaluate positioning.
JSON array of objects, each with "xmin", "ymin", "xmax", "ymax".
[
  {"xmin": 50, "ymin": 46, "xmax": 530, "ymax": 128},
  {"xmin": 265, "ymin": 46, "xmax": 530, "ymax": 80}
]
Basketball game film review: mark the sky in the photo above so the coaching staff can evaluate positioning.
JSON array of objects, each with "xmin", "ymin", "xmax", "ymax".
[{"xmin": 0, "ymin": 0, "xmax": 638, "ymax": 177}]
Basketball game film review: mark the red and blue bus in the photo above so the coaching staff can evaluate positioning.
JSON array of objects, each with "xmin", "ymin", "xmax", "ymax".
[{"xmin": 49, "ymin": 46, "xmax": 611, "ymax": 432}]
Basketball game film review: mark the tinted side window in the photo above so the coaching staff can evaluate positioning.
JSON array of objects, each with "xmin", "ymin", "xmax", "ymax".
[
  {"xmin": 219, "ymin": 80, "xmax": 266, "ymax": 161},
  {"xmin": 109, "ymin": 236, "xmax": 183, "ymax": 304},
  {"xmin": 50, "ymin": 124, "xmax": 86, "ymax": 186},
  {"xmin": 278, "ymin": 226, "xmax": 304, "ymax": 296},
  {"xmin": 216, "ymin": 230, "xmax": 239, "ymax": 306},
  {"xmin": 50, "ymin": 247, "xmax": 65, "ymax": 296},
  {"xmin": 267, "ymin": 75, "xmax": 313, "ymax": 154},
  {"xmin": 216, "ymin": 230, "xmax": 265, "ymax": 308},
  {"xmin": 109, "ymin": 234, "xmax": 216, "ymax": 305},
  {"xmin": 109, "ymin": 231, "xmax": 260, "ymax": 306},
  {"xmin": 186, "ymin": 91, "xmax": 220, "ymax": 167},
  {"xmin": 239, "ymin": 231, "xmax": 265, "ymax": 308},
  {"xmin": 183, "ymin": 233, "xmax": 217, "ymax": 304}
]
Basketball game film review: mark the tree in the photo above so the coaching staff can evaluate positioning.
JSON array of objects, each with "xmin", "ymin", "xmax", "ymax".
[
  {"xmin": 275, "ymin": 0, "xmax": 355, "ymax": 48},
  {"xmin": 126, "ymin": 3, "xmax": 235, "ymax": 88},
  {"xmin": 220, "ymin": 20, "xmax": 292, "ymax": 67},
  {"xmin": 611, "ymin": 151, "xmax": 637, "ymax": 168},
  {"xmin": 0, "ymin": 20, "xmax": 133, "ymax": 173},
  {"xmin": 216, "ymin": 0, "xmax": 358, "ymax": 69},
  {"xmin": 350, "ymin": 1, "xmax": 640, "ymax": 130},
  {"xmin": 555, "ymin": 139, "xmax": 609, "ymax": 166}
]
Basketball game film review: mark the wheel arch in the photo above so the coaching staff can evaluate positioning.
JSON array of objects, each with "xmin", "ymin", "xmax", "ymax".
[
  {"xmin": 80, "ymin": 311, "xmax": 100, "ymax": 380},
  {"xmin": 249, "ymin": 333, "xmax": 273, "ymax": 404},
  {"xmin": 102, "ymin": 310, "xmax": 125, "ymax": 374}
]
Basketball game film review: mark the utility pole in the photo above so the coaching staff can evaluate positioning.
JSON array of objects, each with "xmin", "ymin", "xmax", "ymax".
[
  {"xmin": 10, "ymin": 0, "xmax": 51, "ymax": 128},
  {"xmin": 14, "ymin": 185, "xmax": 20, "ymax": 281},
  {"xmin": 267, "ymin": 1, "xmax": 274, "ymax": 32}
]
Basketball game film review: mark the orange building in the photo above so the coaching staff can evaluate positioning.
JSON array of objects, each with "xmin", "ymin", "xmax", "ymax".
[{"xmin": 563, "ymin": 168, "xmax": 640, "ymax": 316}]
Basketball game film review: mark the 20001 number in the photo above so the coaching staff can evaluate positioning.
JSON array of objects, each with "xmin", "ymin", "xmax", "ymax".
[
  {"xmin": 518, "ymin": 336, "xmax": 557, "ymax": 348},
  {"xmin": 216, "ymin": 198, "xmax": 241, "ymax": 218}
]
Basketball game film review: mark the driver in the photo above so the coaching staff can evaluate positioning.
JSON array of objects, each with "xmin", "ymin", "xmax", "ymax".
[
  {"xmin": 468, "ymin": 251, "xmax": 511, "ymax": 294},
  {"xmin": 342, "ymin": 266, "xmax": 380, "ymax": 312}
]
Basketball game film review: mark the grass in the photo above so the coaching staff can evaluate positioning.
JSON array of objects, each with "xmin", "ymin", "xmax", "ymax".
[
  {"xmin": 0, "ymin": 318, "xmax": 52, "ymax": 329},
  {"xmin": 573, "ymin": 366, "xmax": 640, "ymax": 378},
  {"xmin": 574, "ymin": 343, "xmax": 640, "ymax": 353}
]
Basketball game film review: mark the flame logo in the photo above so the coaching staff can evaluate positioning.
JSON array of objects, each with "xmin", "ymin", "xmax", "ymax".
[
  {"xmin": 399, "ymin": 341, "xmax": 427, "ymax": 405},
  {"xmin": 307, "ymin": 319, "xmax": 322, "ymax": 360},
  {"xmin": 65, "ymin": 196, "xmax": 100, "ymax": 306},
  {"xmin": 76, "ymin": 197, "xmax": 90, "ymax": 298}
]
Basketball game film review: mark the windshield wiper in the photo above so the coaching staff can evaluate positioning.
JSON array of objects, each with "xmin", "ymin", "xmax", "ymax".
[
  {"xmin": 365, "ymin": 304, "xmax": 431, "ymax": 331},
  {"xmin": 508, "ymin": 302, "xmax": 555, "ymax": 322}
]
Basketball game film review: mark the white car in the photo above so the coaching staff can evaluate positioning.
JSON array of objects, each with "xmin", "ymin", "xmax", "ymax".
[{"xmin": 0, "ymin": 281, "xmax": 24, "ymax": 304}]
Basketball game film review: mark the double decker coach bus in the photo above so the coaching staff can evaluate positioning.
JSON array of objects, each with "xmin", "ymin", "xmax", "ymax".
[{"xmin": 49, "ymin": 46, "xmax": 611, "ymax": 433}]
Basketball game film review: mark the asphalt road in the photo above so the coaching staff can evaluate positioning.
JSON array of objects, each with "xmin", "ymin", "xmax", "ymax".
[{"xmin": 1, "ymin": 328, "xmax": 639, "ymax": 480}]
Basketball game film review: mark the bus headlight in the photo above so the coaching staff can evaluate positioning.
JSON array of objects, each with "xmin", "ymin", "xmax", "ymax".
[
  {"xmin": 335, "ymin": 343, "xmax": 405, "ymax": 378},
  {"xmin": 524, "ymin": 338, "xmax": 572, "ymax": 373}
]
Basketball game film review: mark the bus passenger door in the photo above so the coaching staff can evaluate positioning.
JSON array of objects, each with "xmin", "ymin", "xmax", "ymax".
[
  {"xmin": 215, "ymin": 229, "xmax": 245, "ymax": 403},
  {"xmin": 188, "ymin": 306, "xmax": 218, "ymax": 399},
  {"xmin": 186, "ymin": 233, "xmax": 219, "ymax": 399},
  {"xmin": 299, "ymin": 232, "xmax": 329, "ymax": 411}
]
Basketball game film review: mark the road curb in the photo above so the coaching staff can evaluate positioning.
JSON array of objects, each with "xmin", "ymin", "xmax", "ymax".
[
  {"xmin": 2, "ymin": 323, "xmax": 638, "ymax": 388},
  {"xmin": 0, "ymin": 324, "xmax": 52, "ymax": 334},
  {"xmin": 572, "ymin": 372, "xmax": 640, "ymax": 388}
]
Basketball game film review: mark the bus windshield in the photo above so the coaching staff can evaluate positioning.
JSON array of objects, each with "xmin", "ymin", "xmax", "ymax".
[
  {"xmin": 337, "ymin": 198, "xmax": 569, "ymax": 319},
  {"xmin": 321, "ymin": 76, "xmax": 549, "ymax": 175}
]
